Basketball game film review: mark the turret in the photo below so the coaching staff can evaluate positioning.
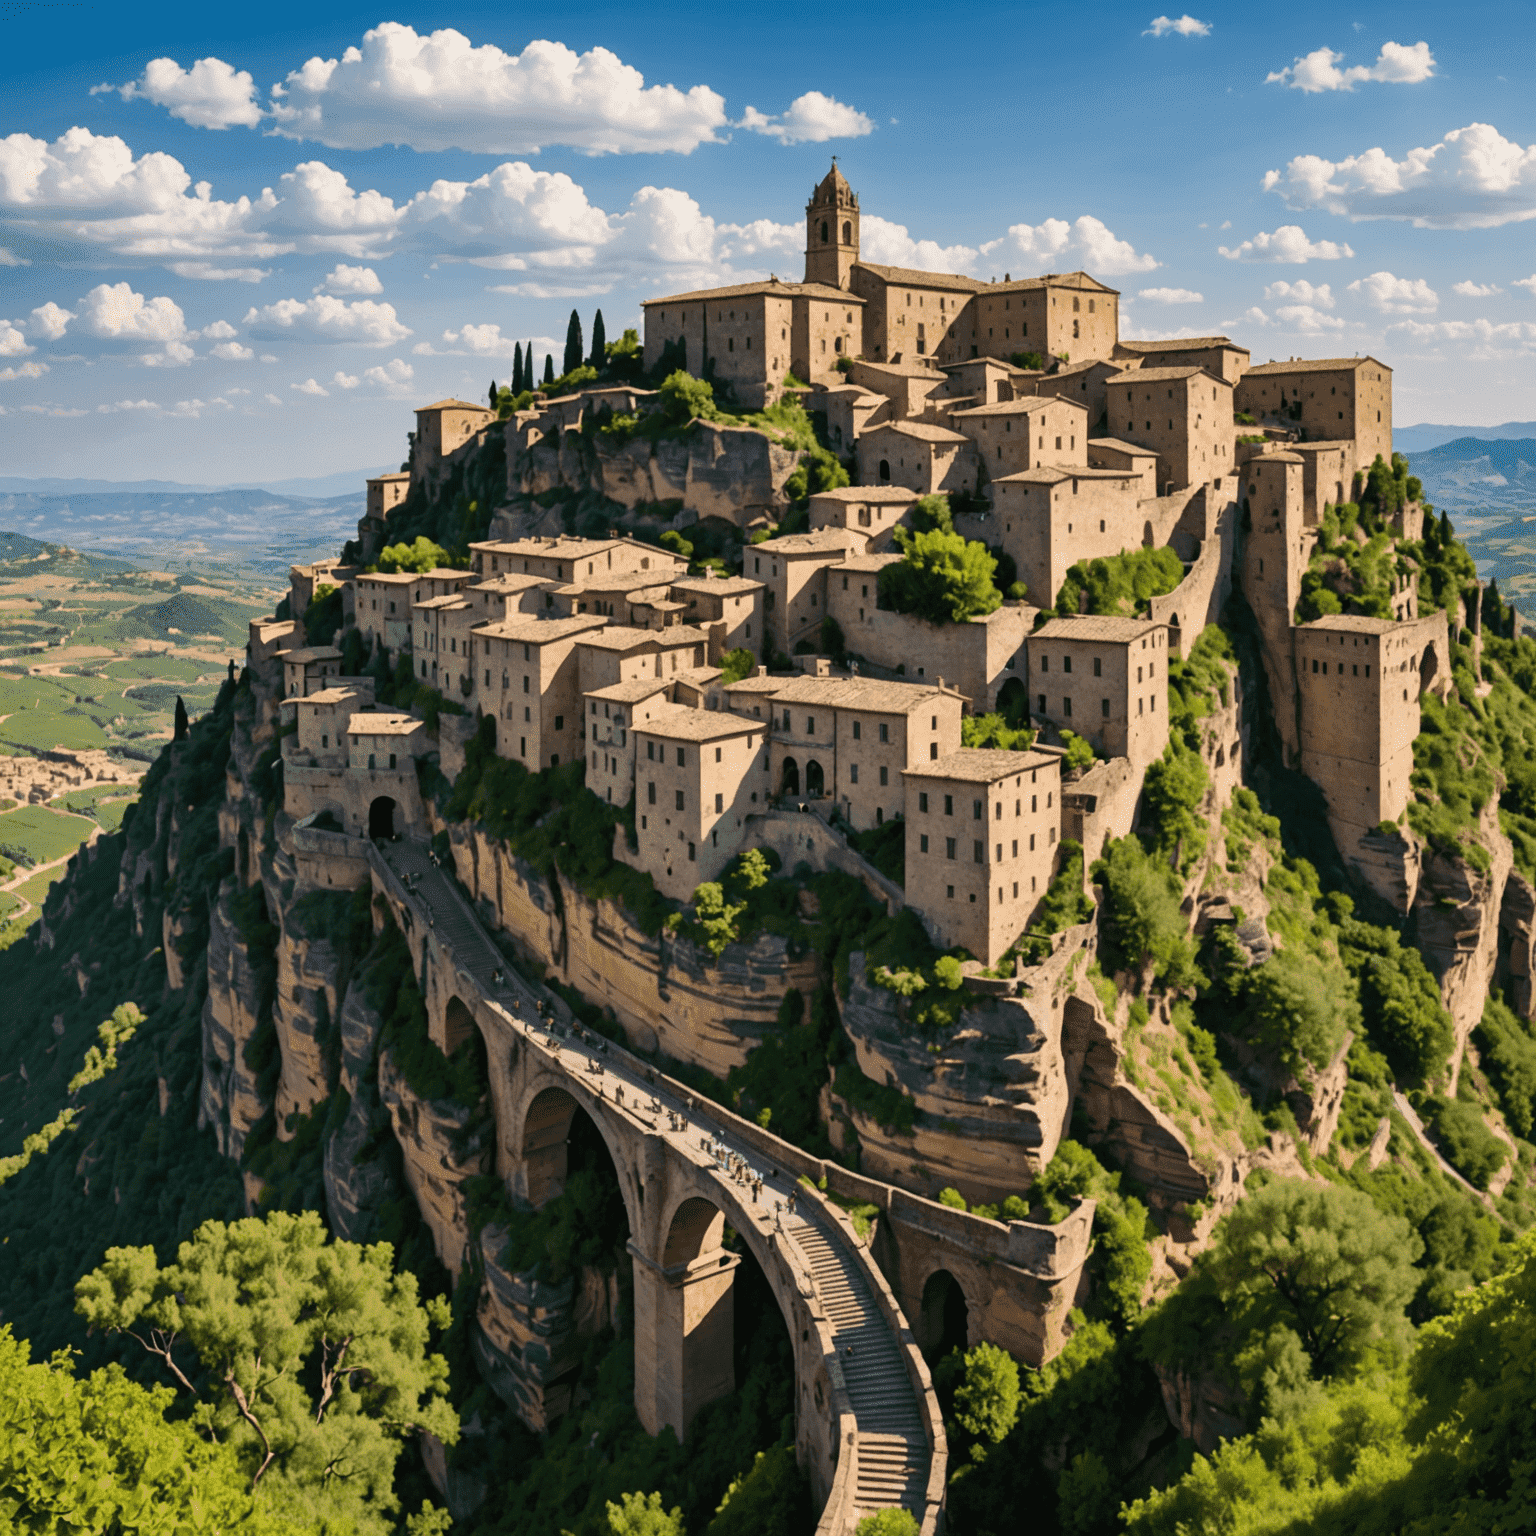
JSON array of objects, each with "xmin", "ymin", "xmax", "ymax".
[{"xmin": 804, "ymin": 160, "xmax": 860, "ymax": 290}]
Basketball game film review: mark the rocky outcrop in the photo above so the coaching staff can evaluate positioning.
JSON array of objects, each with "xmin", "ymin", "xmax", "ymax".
[
  {"xmin": 1153, "ymin": 1362, "xmax": 1247, "ymax": 1454},
  {"xmin": 197, "ymin": 877, "xmax": 272, "ymax": 1159},
  {"xmin": 511, "ymin": 419, "xmax": 802, "ymax": 527},
  {"xmin": 1498, "ymin": 871, "xmax": 1536, "ymax": 1018},
  {"xmin": 272, "ymin": 921, "xmax": 344, "ymax": 1134},
  {"xmin": 377, "ymin": 1045, "xmax": 490, "ymax": 1279}
]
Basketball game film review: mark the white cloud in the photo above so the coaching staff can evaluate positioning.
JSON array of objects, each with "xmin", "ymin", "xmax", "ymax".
[
  {"xmin": 263, "ymin": 392, "xmax": 283, "ymax": 405},
  {"xmin": 1386, "ymin": 317, "xmax": 1536, "ymax": 354},
  {"xmin": 96, "ymin": 398, "xmax": 159, "ymax": 412},
  {"xmin": 1514, "ymin": 275, "xmax": 1536, "ymax": 296},
  {"xmin": 115, "ymin": 56, "xmax": 262, "ymax": 129},
  {"xmin": 199, "ymin": 319, "xmax": 238, "ymax": 339},
  {"xmin": 270, "ymin": 25, "xmax": 728, "ymax": 155},
  {"xmin": 1263, "ymin": 279, "xmax": 1334, "ymax": 307},
  {"xmin": 984, "ymin": 215, "xmax": 1159, "ymax": 276},
  {"xmin": 1, "ymin": 320, "xmax": 35, "ymax": 355},
  {"xmin": 485, "ymin": 280, "xmax": 616, "ymax": 299},
  {"xmin": 0, "ymin": 361, "xmax": 48, "ymax": 380},
  {"xmin": 1145, "ymin": 14, "xmax": 1211, "ymax": 36},
  {"xmin": 0, "ymin": 247, "xmax": 28, "ymax": 266},
  {"xmin": 331, "ymin": 370, "xmax": 360, "ymax": 389},
  {"xmin": 1263, "ymin": 122, "xmax": 1536, "ymax": 229},
  {"xmin": 168, "ymin": 261, "xmax": 269, "ymax": 282},
  {"xmin": 243, "ymin": 294, "xmax": 410, "ymax": 346},
  {"xmin": 426, "ymin": 323, "xmax": 520, "ymax": 358},
  {"xmin": 74, "ymin": 283, "xmax": 187, "ymax": 342},
  {"xmin": 317, "ymin": 262, "xmax": 382, "ymax": 295},
  {"xmin": 140, "ymin": 340, "xmax": 196, "ymax": 367},
  {"xmin": 739, "ymin": 92, "xmax": 873, "ymax": 144},
  {"xmin": 1138, "ymin": 286, "xmax": 1203, "ymax": 303},
  {"xmin": 291, "ymin": 378, "xmax": 329, "ymax": 396},
  {"xmin": 362, "ymin": 358, "xmax": 413, "ymax": 390},
  {"xmin": 1266, "ymin": 40, "xmax": 1435, "ymax": 93},
  {"xmin": 1274, "ymin": 304, "xmax": 1346, "ymax": 331},
  {"xmin": 211, "ymin": 340, "xmax": 255, "ymax": 360},
  {"xmin": 1453, "ymin": 280, "xmax": 1501, "ymax": 297},
  {"xmin": 1347, "ymin": 270, "xmax": 1438, "ymax": 313},
  {"xmin": 1219, "ymin": 225, "xmax": 1355, "ymax": 262}
]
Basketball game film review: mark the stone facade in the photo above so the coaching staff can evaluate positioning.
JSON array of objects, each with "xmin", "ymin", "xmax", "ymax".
[
  {"xmin": 1105, "ymin": 367, "xmax": 1234, "ymax": 493},
  {"xmin": 1234, "ymin": 357, "xmax": 1393, "ymax": 473}
]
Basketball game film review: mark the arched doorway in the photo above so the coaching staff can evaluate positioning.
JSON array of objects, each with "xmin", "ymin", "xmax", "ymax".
[
  {"xmin": 918, "ymin": 1268, "xmax": 969, "ymax": 1362},
  {"xmin": 878, "ymin": 459, "xmax": 891, "ymax": 483},
  {"xmin": 805, "ymin": 759, "xmax": 825, "ymax": 798},
  {"xmin": 1142, "ymin": 520, "xmax": 1155, "ymax": 548},
  {"xmin": 443, "ymin": 995, "xmax": 475, "ymax": 1055},
  {"xmin": 996, "ymin": 676, "xmax": 1028, "ymax": 726},
  {"xmin": 781, "ymin": 757, "xmax": 800, "ymax": 796},
  {"xmin": 368, "ymin": 795, "xmax": 396, "ymax": 840}
]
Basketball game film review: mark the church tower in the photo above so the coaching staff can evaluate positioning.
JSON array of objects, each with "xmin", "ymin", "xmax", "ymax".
[{"xmin": 804, "ymin": 161, "xmax": 859, "ymax": 289}]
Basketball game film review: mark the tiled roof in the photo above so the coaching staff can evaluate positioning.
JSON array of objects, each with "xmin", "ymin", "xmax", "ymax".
[
  {"xmin": 753, "ymin": 530, "xmax": 858, "ymax": 555},
  {"xmin": 287, "ymin": 686, "xmax": 367, "ymax": 706},
  {"xmin": 1119, "ymin": 336, "xmax": 1245, "ymax": 353},
  {"xmin": 994, "ymin": 465, "xmax": 1141, "ymax": 485},
  {"xmin": 1088, "ymin": 437, "xmax": 1158, "ymax": 458},
  {"xmin": 416, "ymin": 398, "xmax": 490, "ymax": 412},
  {"xmin": 950, "ymin": 396, "xmax": 1085, "ymax": 418},
  {"xmin": 670, "ymin": 574, "xmax": 766, "ymax": 595},
  {"xmin": 575, "ymin": 624, "xmax": 707, "ymax": 652},
  {"xmin": 1300, "ymin": 614, "xmax": 1413, "ymax": 634},
  {"xmin": 634, "ymin": 702, "xmax": 765, "ymax": 740},
  {"xmin": 854, "ymin": 262, "xmax": 984, "ymax": 294},
  {"xmin": 831, "ymin": 553, "xmax": 904, "ymax": 572},
  {"xmin": 348, "ymin": 712, "xmax": 422, "ymax": 735},
  {"xmin": 1032, "ymin": 615, "xmax": 1163, "ymax": 642},
  {"xmin": 1243, "ymin": 356, "xmax": 1388, "ymax": 376},
  {"xmin": 282, "ymin": 646, "xmax": 343, "ymax": 663},
  {"xmin": 471, "ymin": 536, "xmax": 638, "ymax": 560},
  {"xmin": 473, "ymin": 614, "xmax": 609, "ymax": 642},
  {"xmin": 809, "ymin": 485, "xmax": 919, "ymax": 503},
  {"xmin": 863, "ymin": 420, "xmax": 969, "ymax": 443},
  {"xmin": 642, "ymin": 279, "xmax": 864, "ymax": 305},
  {"xmin": 903, "ymin": 746, "xmax": 1059, "ymax": 782},
  {"xmin": 1106, "ymin": 366, "xmax": 1208, "ymax": 384},
  {"xmin": 584, "ymin": 677, "xmax": 671, "ymax": 703},
  {"xmin": 744, "ymin": 674, "xmax": 957, "ymax": 713}
]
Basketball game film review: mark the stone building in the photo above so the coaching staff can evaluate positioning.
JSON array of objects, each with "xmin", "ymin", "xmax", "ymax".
[
  {"xmin": 808, "ymin": 486, "xmax": 921, "ymax": 550},
  {"xmin": 1234, "ymin": 357, "xmax": 1393, "ymax": 473},
  {"xmin": 1115, "ymin": 336, "xmax": 1250, "ymax": 386},
  {"xmin": 1031, "ymin": 360, "xmax": 1127, "ymax": 432},
  {"xmin": 967, "ymin": 273, "xmax": 1119, "ymax": 365},
  {"xmin": 950, "ymin": 395, "xmax": 1090, "ymax": 479},
  {"xmin": 358, "ymin": 472, "xmax": 410, "ymax": 562},
  {"xmin": 282, "ymin": 682, "xmax": 376, "ymax": 769},
  {"xmin": 470, "ymin": 535, "xmax": 685, "ymax": 586},
  {"xmin": 412, "ymin": 399, "xmax": 496, "ymax": 487},
  {"xmin": 583, "ymin": 677, "xmax": 672, "ymax": 805},
  {"xmin": 1086, "ymin": 438, "xmax": 1160, "ymax": 501},
  {"xmin": 857, "ymin": 420, "xmax": 978, "ymax": 495},
  {"xmin": 631, "ymin": 704, "xmax": 770, "ymax": 899},
  {"xmin": 748, "ymin": 529, "xmax": 863, "ymax": 654},
  {"xmin": 413, "ymin": 594, "xmax": 478, "ymax": 692},
  {"xmin": 1105, "ymin": 367, "xmax": 1234, "ymax": 494},
  {"xmin": 902, "ymin": 746, "xmax": 1064, "ymax": 966},
  {"xmin": 281, "ymin": 646, "xmax": 343, "ymax": 698},
  {"xmin": 1027, "ymin": 615, "xmax": 1170, "ymax": 768},
  {"xmin": 991, "ymin": 466, "xmax": 1148, "ymax": 609},
  {"xmin": 355, "ymin": 571, "xmax": 421, "ymax": 654},
  {"xmin": 574, "ymin": 626, "xmax": 711, "ymax": 694},
  {"xmin": 471, "ymin": 614, "xmax": 607, "ymax": 769},
  {"xmin": 668, "ymin": 573, "xmax": 765, "ymax": 653}
]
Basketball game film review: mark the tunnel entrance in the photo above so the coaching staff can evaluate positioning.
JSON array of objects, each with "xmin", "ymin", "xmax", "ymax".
[
  {"xmin": 918, "ymin": 1268, "xmax": 970, "ymax": 1363},
  {"xmin": 368, "ymin": 795, "xmax": 397, "ymax": 840}
]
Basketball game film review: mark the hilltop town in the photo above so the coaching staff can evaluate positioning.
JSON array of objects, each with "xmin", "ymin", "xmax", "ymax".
[{"xmin": 7, "ymin": 165, "xmax": 1533, "ymax": 1536}]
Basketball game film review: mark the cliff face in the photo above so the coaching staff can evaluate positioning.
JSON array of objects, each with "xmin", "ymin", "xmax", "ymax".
[{"xmin": 512, "ymin": 419, "xmax": 803, "ymax": 526}]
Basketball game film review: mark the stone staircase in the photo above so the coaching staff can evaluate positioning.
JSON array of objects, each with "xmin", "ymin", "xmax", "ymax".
[{"xmin": 789, "ymin": 1217, "xmax": 929, "ymax": 1515}]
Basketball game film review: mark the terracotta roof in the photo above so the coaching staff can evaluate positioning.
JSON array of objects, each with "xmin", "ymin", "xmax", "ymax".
[
  {"xmin": 584, "ymin": 677, "xmax": 672, "ymax": 704},
  {"xmin": 1032, "ymin": 615, "xmax": 1163, "ymax": 642},
  {"xmin": 854, "ymin": 262, "xmax": 984, "ymax": 294},
  {"xmin": 809, "ymin": 485, "xmax": 919, "ymax": 504},
  {"xmin": 950, "ymin": 396, "xmax": 1087, "ymax": 419},
  {"xmin": 472, "ymin": 614, "xmax": 609, "ymax": 643},
  {"xmin": 642, "ymin": 279, "xmax": 864, "ymax": 306},
  {"xmin": 1119, "ymin": 336, "xmax": 1246, "ymax": 354},
  {"xmin": 1243, "ymin": 357, "xmax": 1389, "ymax": 376},
  {"xmin": 864, "ymin": 420, "xmax": 969, "ymax": 443},
  {"xmin": 634, "ymin": 702, "xmax": 764, "ymax": 740},
  {"xmin": 903, "ymin": 746, "xmax": 1059, "ymax": 783}
]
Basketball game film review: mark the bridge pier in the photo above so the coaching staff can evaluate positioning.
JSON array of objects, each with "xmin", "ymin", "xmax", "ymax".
[{"xmin": 630, "ymin": 1240, "xmax": 740, "ymax": 1439}]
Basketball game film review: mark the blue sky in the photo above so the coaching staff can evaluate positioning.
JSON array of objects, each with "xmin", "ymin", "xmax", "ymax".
[{"xmin": 1, "ymin": 0, "xmax": 1534, "ymax": 483}]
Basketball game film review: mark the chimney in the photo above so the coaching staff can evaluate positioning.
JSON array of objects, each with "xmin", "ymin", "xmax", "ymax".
[
  {"xmin": 756, "ymin": 666, "xmax": 767, "ymax": 677},
  {"xmin": 937, "ymin": 676, "xmax": 944, "ymax": 690},
  {"xmin": 816, "ymin": 658, "xmax": 831, "ymax": 677}
]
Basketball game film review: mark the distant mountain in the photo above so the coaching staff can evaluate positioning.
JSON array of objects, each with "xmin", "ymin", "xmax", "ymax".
[
  {"xmin": 0, "ymin": 529, "xmax": 138, "ymax": 578},
  {"xmin": 1405, "ymin": 436, "xmax": 1536, "ymax": 604},
  {"xmin": 0, "ymin": 487, "xmax": 366, "ymax": 579},
  {"xmin": 0, "ymin": 466, "xmax": 393, "ymax": 498},
  {"xmin": 1395, "ymin": 421, "xmax": 1536, "ymax": 454}
]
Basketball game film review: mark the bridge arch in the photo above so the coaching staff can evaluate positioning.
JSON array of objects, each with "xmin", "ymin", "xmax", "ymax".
[
  {"xmin": 443, "ymin": 995, "xmax": 476, "ymax": 1056},
  {"xmin": 917, "ymin": 1267, "xmax": 971, "ymax": 1362}
]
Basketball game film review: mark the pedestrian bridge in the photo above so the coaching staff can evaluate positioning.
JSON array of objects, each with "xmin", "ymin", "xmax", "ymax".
[{"xmin": 367, "ymin": 838, "xmax": 946, "ymax": 1534}]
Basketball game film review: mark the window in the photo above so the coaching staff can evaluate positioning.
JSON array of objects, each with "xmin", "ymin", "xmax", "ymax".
[
  {"xmin": 1063, "ymin": 655, "xmax": 1072, "ymax": 674},
  {"xmin": 919, "ymin": 792, "xmax": 929, "ymax": 813},
  {"xmin": 1093, "ymin": 656, "xmax": 1102, "ymax": 677},
  {"xmin": 523, "ymin": 675, "xmax": 530, "ymax": 693},
  {"xmin": 647, "ymin": 741, "xmax": 655, "ymax": 760},
  {"xmin": 688, "ymin": 842, "xmax": 696, "ymax": 861},
  {"xmin": 715, "ymin": 746, "xmax": 722, "ymax": 763},
  {"xmin": 930, "ymin": 742, "xmax": 938, "ymax": 760},
  {"xmin": 944, "ymin": 795, "xmax": 953, "ymax": 815},
  {"xmin": 852, "ymin": 719, "xmax": 861, "ymax": 740},
  {"xmin": 878, "ymin": 722, "xmax": 889, "ymax": 743},
  {"xmin": 850, "ymin": 763, "xmax": 859, "ymax": 784},
  {"xmin": 920, "ymin": 834, "xmax": 929, "ymax": 853},
  {"xmin": 675, "ymin": 789, "xmax": 685, "ymax": 811},
  {"xmin": 1038, "ymin": 693, "xmax": 1046, "ymax": 712},
  {"xmin": 1101, "ymin": 698, "xmax": 1110, "ymax": 718},
  {"xmin": 676, "ymin": 747, "xmax": 686, "ymax": 766},
  {"xmin": 806, "ymin": 716, "xmax": 815, "ymax": 734},
  {"xmin": 879, "ymin": 766, "xmax": 888, "ymax": 786},
  {"xmin": 714, "ymin": 793, "xmax": 723, "ymax": 812},
  {"xmin": 1063, "ymin": 697, "xmax": 1072, "ymax": 717},
  {"xmin": 945, "ymin": 837, "xmax": 956, "ymax": 859},
  {"xmin": 554, "ymin": 715, "xmax": 563, "ymax": 731},
  {"xmin": 1012, "ymin": 840, "xmax": 1018, "ymax": 857}
]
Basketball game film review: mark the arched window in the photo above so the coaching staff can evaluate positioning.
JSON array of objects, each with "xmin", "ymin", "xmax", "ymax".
[
  {"xmin": 842, "ymin": 221, "xmax": 852, "ymax": 244},
  {"xmin": 878, "ymin": 459, "xmax": 891, "ymax": 482},
  {"xmin": 820, "ymin": 220, "xmax": 829, "ymax": 243}
]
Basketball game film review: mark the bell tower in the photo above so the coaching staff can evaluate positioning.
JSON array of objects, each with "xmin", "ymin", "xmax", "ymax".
[{"xmin": 804, "ymin": 160, "xmax": 859, "ymax": 289}]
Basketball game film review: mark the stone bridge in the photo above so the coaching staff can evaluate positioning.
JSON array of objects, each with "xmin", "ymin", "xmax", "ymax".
[{"xmin": 366, "ymin": 838, "xmax": 947, "ymax": 1534}]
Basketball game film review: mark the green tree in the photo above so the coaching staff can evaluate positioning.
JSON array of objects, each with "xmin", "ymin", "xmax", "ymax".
[
  {"xmin": 590, "ymin": 308, "xmax": 608, "ymax": 371},
  {"xmin": 855, "ymin": 1513, "xmax": 920, "ymax": 1536},
  {"xmin": 659, "ymin": 370, "xmax": 723, "ymax": 426},
  {"xmin": 1338, "ymin": 919, "xmax": 1455, "ymax": 1086},
  {"xmin": 74, "ymin": 1210, "xmax": 458, "ymax": 1534},
  {"xmin": 512, "ymin": 342, "xmax": 524, "ymax": 395},
  {"xmin": 607, "ymin": 1489, "xmax": 686, "ymax": 1535},
  {"xmin": 953, "ymin": 1342, "xmax": 1021, "ymax": 1449},
  {"xmin": 719, "ymin": 647, "xmax": 757, "ymax": 685},
  {"xmin": 1246, "ymin": 947, "xmax": 1360, "ymax": 1074},
  {"xmin": 376, "ymin": 536, "xmax": 449, "ymax": 574},
  {"xmin": 878, "ymin": 525, "xmax": 1002, "ymax": 624},
  {"xmin": 564, "ymin": 309, "xmax": 585, "ymax": 378},
  {"xmin": 0, "ymin": 1325, "xmax": 310, "ymax": 1536},
  {"xmin": 1092, "ymin": 836, "xmax": 1202, "ymax": 990},
  {"xmin": 543, "ymin": 352, "xmax": 555, "ymax": 386},
  {"xmin": 705, "ymin": 1445, "xmax": 809, "ymax": 1535}
]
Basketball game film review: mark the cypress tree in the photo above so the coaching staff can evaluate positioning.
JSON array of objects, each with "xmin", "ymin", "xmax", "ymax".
[
  {"xmin": 543, "ymin": 353, "xmax": 554, "ymax": 386},
  {"xmin": 512, "ymin": 342, "xmax": 523, "ymax": 395},
  {"xmin": 488, "ymin": 378, "xmax": 497, "ymax": 408},
  {"xmin": 563, "ymin": 309, "xmax": 583, "ymax": 378},
  {"xmin": 526, "ymin": 343, "xmax": 534, "ymax": 392},
  {"xmin": 589, "ymin": 309, "xmax": 607, "ymax": 371}
]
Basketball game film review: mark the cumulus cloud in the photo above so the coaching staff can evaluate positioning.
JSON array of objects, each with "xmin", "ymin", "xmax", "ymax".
[
  {"xmin": 1266, "ymin": 40, "xmax": 1435, "ymax": 92},
  {"xmin": 984, "ymin": 216, "xmax": 1159, "ymax": 275},
  {"xmin": 739, "ymin": 92, "xmax": 873, "ymax": 144},
  {"xmin": 317, "ymin": 262, "xmax": 382, "ymax": 294},
  {"xmin": 0, "ymin": 247, "xmax": 29, "ymax": 266},
  {"xmin": 1514, "ymin": 275, "xmax": 1536, "ymax": 296},
  {"xmin": 1386, "ymin": 317, "xmax": 1536, "ymax": 353},
  {"xmin": 112, "ymin": 56, "xmax": 262, "ymax": 129},
  {"xmin": 269, "ymin": 25, "xmax": 728, "ymax": 155},
  {"xmin": 0, "ymin": 321, "xmax": 34, "ymax": 357},
  {"xmin": 243, "ymin": 295, "xmax": 410, "ymax": 346},
  {"xmin": 1219, "ymin": 225, "xmax": 1355, "ymax": 262},
  {"xmin": 1453, "ymin": 280, "xmax": 1501, "ymax": 297},
  {"xmin": 140, "ymin": 340, "xmax": 196, "ymax": 367},
  {"xmin": 1263, "ymin": 122, "xmax": 1536, "ymax": 229},
  {"xmin": 331, "ymin": 371, "xmax": 360, "ymax": 389},
  {"xmin": 0, "ymin": 361, "xmax": 47, "ymax": 380},
  {"xmin": 1222, "ymin": 303, "xmax": 1343, "ymax": 333},
  {"xmin": 1347, "ymin": 271, "xmax": 1438, "ymax": 313},
  {"xmin": 1138, "ymin": 286, "xmax": 1203, "ymax": 303},
  {"xmin": 1145, "ymin": 14, "xmax": 1210, "ymax": 35},
  {"xmin": 362, "ymin": 358, "xmax": 413, "ymax": 390},
  {"xmin": 74, "ymin": 282, "xmax": 187, "ymax": 342},
  {"xmin": 291, "ymin": 378, "xmax": 329, "ymax": 396},
  {"xmin": 263, "ymin": 392, "xmax": 283, "ymax": 405},
  {"xmin": 168, "ymin": 261, "xmax": 269, "ymax": 282},
  {"xmin": 421, "ymin": 322, "xmax": 520, "ymax": 358},
  {"xmin": 211, "ymin": 340, "xmax": 255, "ymax": 360},
  {"xmin": 1263, "ymin": 279, "xmax": 1334, "ymax": 307}
]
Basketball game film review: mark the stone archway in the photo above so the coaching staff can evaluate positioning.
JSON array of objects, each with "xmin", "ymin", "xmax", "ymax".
[
  {"xmin": 368, "ymin": 795, "xmax": 397, "ymax": 840},
  {"xmin": 918, "ymin": 1268, "xmax": 970, "ymax": 1362},
  {"xmin": 781, "ymin": 757, "xmax": 800, "ymax": 796},
  {"xmin": 805, "ymin": 759, "xmax": 825, "ymax": 798},
  {"xmin": 997, "ymin": 676, "xmax": 1027, "ymax": 725},
  {"xmin": 443, "ymin": 995, "xmax": 475, "ymax": 1055},
  {"xmin": 522, "ymin": 1085, "xmax": 581, "ymax": 1209},
  {"xmin": 879, "ymin": 459, "xmax": 891, "ymax": 483}
]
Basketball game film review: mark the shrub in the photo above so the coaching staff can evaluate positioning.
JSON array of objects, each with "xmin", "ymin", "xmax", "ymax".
[
  {"xmin": 1337, "ymin": 918, "xmax": 1455, "ymax": 1086},
  {"xmin": 1477, "ymin": 994, "xmax": 1536, "ymax": 1137},
  {"xmin": 1054, "ymin": 547, "xmax": 1183, "ymax": 618},
  {"xmin": 1092, "ymin": 836, "xmax": 1202, "ymax": 990},
  {"xmin": 376, "ymin": 536, "xmax": 449, "ymax": 574},
  {"xmin": 719, "ymin": 647, "xmax": 757, "ymax": 685},
  {"xmin": 878, "ymin": 524, "xmax": 1003, "ymax": 625},
  {"xmin": 961, "ymin": 712, "xmax": 1036, "ymax": 752},
  {"xmin": 1059, "ymin": 731, "xmax": 1096, "ymax": 770},
  {"xmin": 1245, "ymin": 946, "xmax": 1359, "ymax": 1075},
  {"xmin": 1424, "ymin": 1096, "xmax": 1507, "ymax": 1190}
]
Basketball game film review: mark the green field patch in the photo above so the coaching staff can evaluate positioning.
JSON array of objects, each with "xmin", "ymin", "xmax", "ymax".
[
  {"xmin": 0, "ymin": 804, "xmax": 96, "ymax": 866},
  {"xmin": 0, "ymin": 708, "xmax": 109, "ymax": 752},
  {"xmin": 99, "ymin": 654, "xmax": 217, "ymax": 682},
  {"xmin": 0, "ymin": 890, "xmax": 20, "ymax": 918},
  {"xmin": 91, "ymin": 798, "xmax": 134, "ymax": 833}
]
